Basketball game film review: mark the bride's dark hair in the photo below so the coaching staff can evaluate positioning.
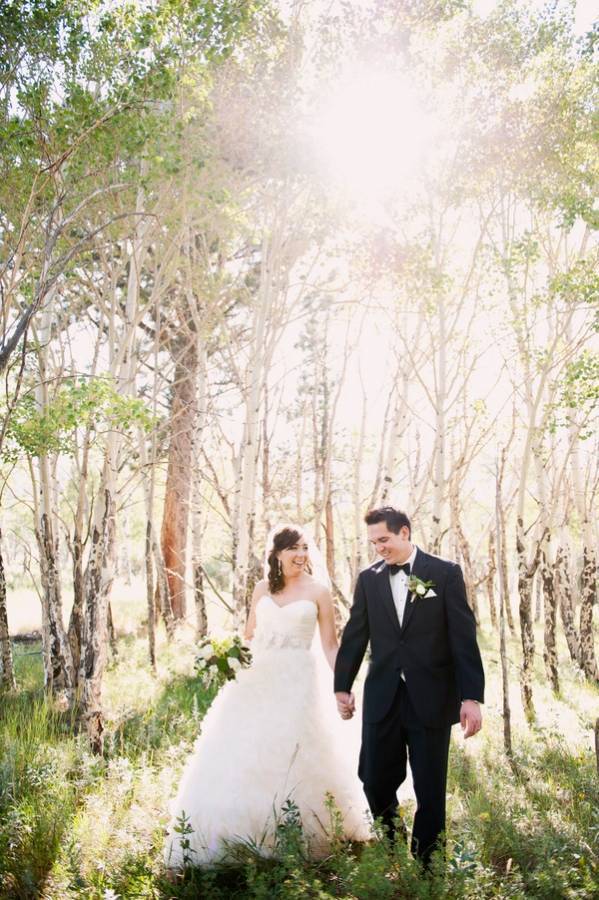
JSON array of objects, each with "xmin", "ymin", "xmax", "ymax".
[{"xmin": 267, "ymin": 526, "xmax": 311, "ymax": 594}]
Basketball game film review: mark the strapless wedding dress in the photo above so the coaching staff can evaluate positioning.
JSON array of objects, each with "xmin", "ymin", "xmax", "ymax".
[{"xmin": 164, "ymin": 595, "xmax": 371, "ymax": 867}]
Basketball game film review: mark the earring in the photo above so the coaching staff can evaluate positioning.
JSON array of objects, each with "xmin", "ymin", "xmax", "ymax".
[{"xmin": 277, "ymin": 559, "xmax": 282, "ymax": 574}]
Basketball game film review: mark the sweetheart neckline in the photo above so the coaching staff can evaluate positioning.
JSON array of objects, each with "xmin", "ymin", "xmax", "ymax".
[{"xmin": 259, "ymin": 595, "xmax": 318, "ymax": 612}]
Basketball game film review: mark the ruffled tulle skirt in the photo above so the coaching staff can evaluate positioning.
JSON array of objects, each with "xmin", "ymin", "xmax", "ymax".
[{"xmin": 164, "ymin": 644, "xmax": 372, "ymax": 867}]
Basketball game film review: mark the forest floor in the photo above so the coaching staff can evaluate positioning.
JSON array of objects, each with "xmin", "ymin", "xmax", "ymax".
[{"xmin": 1, "ymin": 585, "xmax": 597, "ymax": 899}]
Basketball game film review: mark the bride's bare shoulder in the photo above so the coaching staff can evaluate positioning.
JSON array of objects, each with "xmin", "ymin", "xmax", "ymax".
[
  {"xmin": 252, "ymin": 579, "xmax": 269, "ymax": 599},
  {"xmin": 304, "ymin": 576, "xmax": 332, "ymax": 602}
]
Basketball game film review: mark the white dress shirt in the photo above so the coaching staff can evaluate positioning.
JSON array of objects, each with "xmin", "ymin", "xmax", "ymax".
[{"xmin": 389, "ymin": 544, "xmax": 418, "ymax": 627}]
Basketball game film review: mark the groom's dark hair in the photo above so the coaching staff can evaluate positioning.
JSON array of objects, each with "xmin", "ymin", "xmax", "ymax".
[{"xmin": 364, "ymin": 506, "xmax": 411, "ymax": 537}]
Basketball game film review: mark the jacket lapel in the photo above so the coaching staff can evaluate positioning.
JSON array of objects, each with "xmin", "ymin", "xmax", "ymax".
[
  {"xmin": 374, "ymin": 561, "xmax": 402, "ymax": 635},
  {"xmin": 400, "ymin": 548, "xmax": 430, "ymax": 635}
]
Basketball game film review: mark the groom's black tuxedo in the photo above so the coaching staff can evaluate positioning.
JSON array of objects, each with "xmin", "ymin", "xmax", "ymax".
[
  {"xmin": 335, "ymin": 549, "xmax": 485, "ymax": 724},
  {"xmin": 334, "ymin": 548, "xmax": 484, "ymax": 863}
]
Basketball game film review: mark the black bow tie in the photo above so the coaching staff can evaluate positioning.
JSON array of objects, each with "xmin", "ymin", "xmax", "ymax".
[{"xmin": 387, "ymin": 562, "xmax": 411, "ymax": 576}]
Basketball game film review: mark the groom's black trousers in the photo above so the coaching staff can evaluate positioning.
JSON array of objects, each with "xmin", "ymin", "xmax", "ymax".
[{"xmin": 358, "ymin": 679, "xmax": 452, "ymax": 866}]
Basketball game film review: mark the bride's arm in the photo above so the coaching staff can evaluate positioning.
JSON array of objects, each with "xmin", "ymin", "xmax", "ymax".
[
  {"xmin": 244, "ymin": 580, "xmax": 268, "ymax": 642},
  {"xmin": 317, "ymin": 588, "xmax": 339, "ymax": 671}
]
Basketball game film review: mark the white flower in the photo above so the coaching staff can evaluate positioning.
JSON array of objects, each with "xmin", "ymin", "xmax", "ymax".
[
  {"xmin": 196, "ymin": 658, "xmax": 206, "ymax": 669},
  {"xmin": 228, "ymin": 657, "xmax": 241, "ymax": 672},
  {"xmin": 198, "ymin": 644, "xmax": 213, "ymax": 659},
  {"xmin": 416, "ymin": 583, "xmax": 426, "ymax": 596}
]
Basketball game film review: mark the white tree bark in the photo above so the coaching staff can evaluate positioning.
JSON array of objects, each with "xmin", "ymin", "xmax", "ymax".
[
  {"xmin": 79, "ymin": 176, "xmax": 150, "ymax": 748},
  {"xmin": 496, "ymin": 455, "xmax": 512, "ymax": 757},
  {"xmin": 192, "ymin": 341, "xmax": 209, "ymax": 638},
  {"xmin": 0, "ymin": 529, "xmax": 15, "ymax": 690},
  {"xmin": 569, "ymin": 399, "xmax": 598, "ymax": 682},
  {"xmin": 33, "ymin": 301, "xmax": 76, "ymax": 699},
  {"xmin": 232, "ymin": 230, "xmax": 273, "ymax": 621}
]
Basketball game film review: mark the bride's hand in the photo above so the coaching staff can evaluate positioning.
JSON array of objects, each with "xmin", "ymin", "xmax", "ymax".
[{"xmin": 335, "ymin": 691, "xmax": 355, "ymax": 719}]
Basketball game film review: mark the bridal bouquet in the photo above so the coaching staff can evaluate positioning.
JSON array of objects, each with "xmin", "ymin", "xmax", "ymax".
[{"xmin": 194, "ymin": 634, "xmax": 252, "ymax": 688}]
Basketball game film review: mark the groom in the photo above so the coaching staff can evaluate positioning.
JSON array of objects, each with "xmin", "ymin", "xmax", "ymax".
[{"xmin": 334, "ymin": 506, "xmax": 484, "ymax": 866}]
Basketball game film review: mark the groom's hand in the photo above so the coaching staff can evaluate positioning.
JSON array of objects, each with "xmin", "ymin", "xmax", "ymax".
[
  {"xmin": 335, "ymin": 691, "xmax": 355, "ymax": 720},
  {"xmin": 460, "ymin": 700, "xmax": 482, "ymax": 738}
]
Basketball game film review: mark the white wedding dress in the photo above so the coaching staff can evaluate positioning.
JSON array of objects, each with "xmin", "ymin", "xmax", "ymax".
[{"xmin": 164, "ymin": 595, "xmax": 371, "ymax": 867}]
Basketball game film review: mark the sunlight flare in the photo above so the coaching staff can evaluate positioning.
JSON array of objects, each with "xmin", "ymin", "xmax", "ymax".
[{"xmin": 310, "ymin": 65, "xmax": 437, "ymax": 206}]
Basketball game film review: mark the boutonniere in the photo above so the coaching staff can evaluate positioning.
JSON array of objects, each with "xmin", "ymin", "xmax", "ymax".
[{"xmin": 407, "ymin": 575, "xmax": 437, "ymax": 601}]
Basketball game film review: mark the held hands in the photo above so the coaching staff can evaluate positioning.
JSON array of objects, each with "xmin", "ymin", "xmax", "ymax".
[
  {"xmin": 335, "ymin": 691, "xmax": 355, "ymax": 720},
  {"xmin": 336, "ymin": 694, "xmax": 481, "ymax": 730},
  {"xmin": 460, "ymin": 700, "xmax": 482, "ymax": 738}
]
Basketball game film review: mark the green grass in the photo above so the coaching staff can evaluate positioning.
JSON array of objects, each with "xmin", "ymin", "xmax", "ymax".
[
  {"xmin": 0, "ymin": 635, "xmax": 211, "ymax": 899},
  {"xmin": 0, "ymin": 617, "xmax": 597, "ymax": 899},
  {"xmin": 0, "ymin": 647, "xmax": 91, "ymax": 898}
]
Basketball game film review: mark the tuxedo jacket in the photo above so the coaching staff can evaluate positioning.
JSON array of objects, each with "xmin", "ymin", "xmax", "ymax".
[{"xmin": 334, "ymin": 549, "xmax": 485, "ymax": 728}]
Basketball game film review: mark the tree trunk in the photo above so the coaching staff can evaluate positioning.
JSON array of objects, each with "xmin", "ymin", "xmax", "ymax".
[
  {"xmin": 67, "ymin": 407, "xmax": 95, "ymax": 689},
  {"xmin": 67, "ymin": 529, "xmax": 85, "ymax": 682},
  {"xmin": 486, "ymin": 530, "xmax": 497, "ymax": 629},
  {"xmin": 495, "ymin": 470, "xmax": 512, "ymax": 757},
  {"xmin": 36, "ymin": 504, "xmax": 75, "ymax": 698},
  {"xmin": 541, "ymin": 543, "xmax": 559, "ymax": 694},
  {"xmin": 193, "ymin": 560, "xmax": 208, "ymax": 639},
  {"xmin": 351, "ymin": 389, "xmax": 367, "ymax": 584},
  {"xmin": 534, "ymin": 572, "xmax": 543, "ymax": 623},
  {"xmin": 295, "ymin": 402, "xmax": 308, "ymax": 523},
  {"xmin": 315, "ymin": 329, "xmax": 330, "ymax": 551},
  {"xmin": 262, "ymin": 384, "xmax": 272, "ymax": 537},
  {"xmin": 311, "ymin": 381, "xmax": 322, "ymax": 547},
  {"xmin": 80, "ymin": 471, "xmax": 117, "ymax": 754},
  {"xmin": 145, "ymin": 519, "xmax": 156, "ymax": 671},
  {"xmin": 370, "ymin": 391, "xmax": 394, "ymax": 509},
  {"xmin": 516, "ymin": 517, "xmax": 536, "ymax": 722},
  {"xmin": 0, "ymin": 530, "xmax": 16, "ymax": 690},
  {"xmin": 579, "ymin": 547, "xmax": 598, "ymax": 683},
  {"xmin": 460, "ymin": 538, "xmax": 478, "ymax": 623},
  {"xmin": 324, "ymin": 491, "xmax": 336, "ymax": 587},
  {"xmin": 33, "ymin": 303, "xmax": 75, "ymax": 699},
  {"xmin": 107, "ymin": 602, "xmax": 117, "ymax": 657},
  {"xmin": 556, "ymin": 545, "xmax": 581, "ymax": 667},
  {"xmin": 449, "ymin": 480, "xmax": 479, "ymax": 624},
  {"xmin": 431, "ymin": 292, "xmax": 447, "ymax": 555},
  {"xmin": 233, "ymin": 233, "xmax": 274, "ymax": 622},
  {"xmin": 316, "ymin": 312, "xmax": 350, "ymax": 595},
  {"xmin": 379, "ymin": 369, "xmax": 410, "ymax": 506},
  {"xmin": 139, "ymin": 423, "xmax": 173, "ymax": 644},
  {"xmin": 160, "ymin": 336, "xmax": 198, "ymax": 620},
  {"xmin": 154, "ymin": 539, "xmax": 174, "ymax": 637},
  {"xmin": 140, "ymin": 290, "xmax": 169, "ymax": 652},
  {"xmin": 567, "ymin": 341, "xmax": 597, "ymax": 682},
  {"xmin": 191, "ymin": 355, "xmax": 208, "ymax": 640},
  {"xmin": 117, "ymin": 508, "xmax": 132, "ymax": 585},
  {"xmin": 243, "ymin": 556, "xmax": 261, "ymax": 610},
  {"xmin": 498, "ymin": 502, "xmax": 515, "ymax": 634}
]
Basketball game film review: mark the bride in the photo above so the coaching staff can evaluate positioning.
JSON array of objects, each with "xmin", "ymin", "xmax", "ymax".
[{"xmin": 164, "ymin": 524, "xmax": 371, "ymax": 868}]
